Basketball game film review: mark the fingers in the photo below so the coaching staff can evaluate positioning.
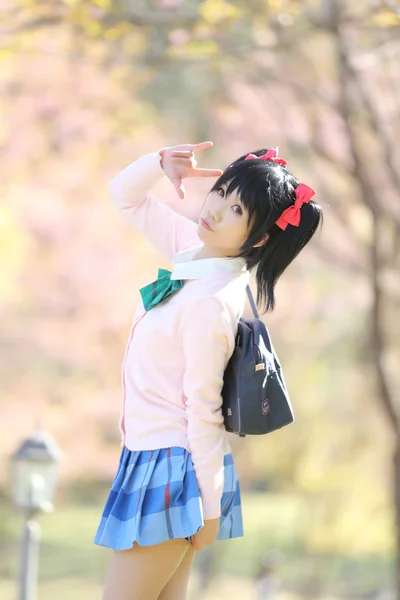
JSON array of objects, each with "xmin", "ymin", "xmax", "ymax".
[
  {"xmin": 191, "ymin": 539, "xmax": 201, "ymax": 551},
  {"xmin": 169, "ymin": 141, "xmax": 214, "ymax": 153},
  {"xmin": 192, "ymin": 168, "xmax": 223, "ymax": 178},
  {"xmin": 171, "ymin": 177, "xmax": 186, "ymax": 200},
  {"xmin": 169, "ymin": 158, "xmax": 221, "ymax": 178},
  {"xmin": 190, "ymin": 533, "xmax": 199, "ymax": 551},
  {"xmin": 191, "ymin": 141, "xmax": 213, "ymax": 152},
  {"xmin": 170, "ymin": 157, "xmax": 197, "ymax": 167},
  {"xmin": 169, "ymin": 160, "xmax": 222, "ymax": 179},
  {"xmin": 171, "ymin": 151, "xmax": 194, "ymax": 158}
]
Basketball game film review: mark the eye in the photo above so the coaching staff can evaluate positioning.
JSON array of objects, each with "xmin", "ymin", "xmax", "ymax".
[
  {"xmin": 232, "ymin": 205, "xmax": 243, "ymax": 216},
  {"xmin": 217, "ymin": 187, "xmax": 225, "ymax": 198}
]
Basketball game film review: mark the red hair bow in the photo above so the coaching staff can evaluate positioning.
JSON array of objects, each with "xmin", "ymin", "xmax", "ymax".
[
  {"xmin": 245, "ymin": 147, "xmax": 287, "ymax": 166},
  {"xmin": 275, "ymin": 183, "xmax": 316, "ymax": 231}
]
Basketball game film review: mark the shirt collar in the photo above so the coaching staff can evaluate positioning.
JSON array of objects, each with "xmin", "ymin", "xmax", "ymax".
[{"xmin": 170, "ymin": 246, "xmax": 248, "ymax": 280}]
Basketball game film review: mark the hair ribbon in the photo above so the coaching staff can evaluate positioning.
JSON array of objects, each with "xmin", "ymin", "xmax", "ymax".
[
  {"xmin": 275, "ymin": 183, "xmax": 316, "ymax": 230},
  {"xmin": 244, "ymin": 147, "xmax": 315, "ymax": 230},
  {"xmin": 244, "ymin": 147, "xmax": 288, "ymax": 166}
]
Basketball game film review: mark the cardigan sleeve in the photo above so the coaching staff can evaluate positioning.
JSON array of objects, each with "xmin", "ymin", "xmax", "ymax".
[
  {"xmin": 109, "ymin": 151, "xmax": 201, "ymax": 262},
  {"xmin": 181, "ymin": 297, "xmax": 236, "ymax": 519}
]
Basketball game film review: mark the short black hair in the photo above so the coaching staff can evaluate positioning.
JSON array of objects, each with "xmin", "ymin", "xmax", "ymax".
[{"xmin": 210, "ymin": 148, "xmax": 323, "ymax": 312}]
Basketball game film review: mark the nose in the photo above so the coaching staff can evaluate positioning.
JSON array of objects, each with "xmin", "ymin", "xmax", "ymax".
[{"xmin": 209, "ymin": 205, "xmax": 223, "ymax": 223}]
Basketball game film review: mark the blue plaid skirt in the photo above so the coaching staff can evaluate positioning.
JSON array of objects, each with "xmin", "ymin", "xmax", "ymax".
[{"xmin": 94, "ymin": 446, "xmax": 243, "ymax": 550}]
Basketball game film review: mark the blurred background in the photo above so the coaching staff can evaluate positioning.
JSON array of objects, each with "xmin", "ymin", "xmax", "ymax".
[{"xmin": 1, "ymin": 1, "xmax": 400, "ymax": 599}]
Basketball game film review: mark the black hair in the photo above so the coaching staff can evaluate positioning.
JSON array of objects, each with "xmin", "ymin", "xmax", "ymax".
[{"xmin": 210, "ymin": 148, "xmax": 323, "ymax": 313}]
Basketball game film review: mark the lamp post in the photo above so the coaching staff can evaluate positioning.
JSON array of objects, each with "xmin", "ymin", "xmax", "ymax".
[{"xmin": 10, "ymin": 430, "xmax": 62, "ymax": 600}]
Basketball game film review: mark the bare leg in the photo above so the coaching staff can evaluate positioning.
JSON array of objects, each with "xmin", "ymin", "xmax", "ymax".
[
  {"xmin": 102, "ymin": 538, "xmax": 191, "ymax": 600},
  {"xmin": 157, "ymin": 544, "xmax": 197, "ymax": 600}
]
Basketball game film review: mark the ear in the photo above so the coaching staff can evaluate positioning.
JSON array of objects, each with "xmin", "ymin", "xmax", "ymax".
[{"xmin": 252, "ymin": 233, "xmax": 269, "ymax": 248}]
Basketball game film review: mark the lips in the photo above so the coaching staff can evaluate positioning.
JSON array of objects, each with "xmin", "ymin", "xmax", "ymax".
[{"xmin": 201, "ymin": 218, "xmax": 212, "ymax": 231}]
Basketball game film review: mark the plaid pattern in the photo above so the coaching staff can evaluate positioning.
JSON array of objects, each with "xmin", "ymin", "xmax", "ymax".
[
  {"xmin": 139, "ymin": 268, "xmax": 183, "ymax": 312},
  {"xmin": 94, "ymin": 446, "xmax": 244, "ymax": 550}
]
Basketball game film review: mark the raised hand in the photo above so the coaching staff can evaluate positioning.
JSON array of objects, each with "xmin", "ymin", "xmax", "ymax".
[{"xmin": 160, "ymin": 141, "xmax": 223, "ymax": 199}]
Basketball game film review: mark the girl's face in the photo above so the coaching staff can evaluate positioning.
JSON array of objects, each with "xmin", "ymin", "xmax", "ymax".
[{"xmin": 197, "ymin": 185, "xmax": 251, "ymax": 258}]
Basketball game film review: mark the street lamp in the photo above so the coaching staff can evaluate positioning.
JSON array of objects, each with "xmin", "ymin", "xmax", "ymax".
[{"xmin": 10, "ymin": 430, "xmax": 62, "ymax": 600}]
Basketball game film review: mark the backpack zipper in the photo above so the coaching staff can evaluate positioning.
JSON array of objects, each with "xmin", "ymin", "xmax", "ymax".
[{"xmin": 254, "ymin": 345, "xmax": 265, "ymax": 371}]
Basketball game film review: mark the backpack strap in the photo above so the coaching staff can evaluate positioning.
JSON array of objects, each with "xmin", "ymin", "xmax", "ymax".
[{"xmin": 246, "ymin": 285, "xmax": 259, "ymax": 319}]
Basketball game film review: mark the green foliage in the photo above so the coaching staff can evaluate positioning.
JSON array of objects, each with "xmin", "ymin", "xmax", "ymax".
[{"xmin": 0, "ymin": 495, "xmax": 394, "ymax": 597}]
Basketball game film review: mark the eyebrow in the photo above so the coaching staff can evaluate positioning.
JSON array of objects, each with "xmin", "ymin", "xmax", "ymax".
[
  {"xmin": 221, "ymin": 182, "xmax": 246, "ymax": 209},
  {"xmin": 229, "ymin": 192, "xmax": 245, "ymax": 208}
]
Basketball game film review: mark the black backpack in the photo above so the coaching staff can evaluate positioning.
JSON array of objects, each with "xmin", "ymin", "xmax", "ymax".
[{"xmin": 222, "ymin": 286, "xmax": 294, "ymax": 437}]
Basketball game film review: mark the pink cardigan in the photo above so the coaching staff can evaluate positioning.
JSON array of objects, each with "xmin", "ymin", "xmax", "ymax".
[{"xmin": 110, "ymin": 150, "xmax": 250, "ymax": 519}]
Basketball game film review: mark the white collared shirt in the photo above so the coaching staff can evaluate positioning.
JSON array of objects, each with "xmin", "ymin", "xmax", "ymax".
[{"xmin": 171, "ymin": 246, "xmax": 248, "ymax": 280}]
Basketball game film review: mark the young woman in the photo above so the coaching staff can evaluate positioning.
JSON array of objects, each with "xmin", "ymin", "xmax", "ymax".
[{"xmin": 94, "ymin": 141, "xmax": 322, "ymax": 600}]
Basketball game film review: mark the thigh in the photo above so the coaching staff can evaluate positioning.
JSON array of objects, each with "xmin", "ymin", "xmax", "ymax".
[
  {"xmin": 103, "ymin": 538, "xmax": 191, "ymax": 600},
  {"xmin": 157, "ymin": 544, "xmax": 197, "ymax": 600}
]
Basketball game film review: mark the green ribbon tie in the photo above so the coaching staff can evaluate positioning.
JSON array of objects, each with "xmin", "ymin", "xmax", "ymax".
[{"xmin": 139, "ymin": 268, "xmax": 184, "ymax": 311}]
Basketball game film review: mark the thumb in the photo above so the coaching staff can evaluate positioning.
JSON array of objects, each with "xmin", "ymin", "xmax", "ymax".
[{"xmin": 172, "ymin": 177, "xmax": 186, "ymax": 200}]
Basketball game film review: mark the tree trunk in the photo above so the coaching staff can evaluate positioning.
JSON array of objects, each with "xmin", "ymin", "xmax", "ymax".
[
  {"xmin": 329, "ymin": 1, "xmax": 400, "ymax": 595},
  {"xmin": 371, "ymin": 212, "xmax": 399, "ymax": 600},
  {"xmin": 395, "ymin": 445, "xmax": 400, "ymax": 596}
]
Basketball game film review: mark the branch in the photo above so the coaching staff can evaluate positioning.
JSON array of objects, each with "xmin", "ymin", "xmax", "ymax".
[
  {"xmin": 330, "ymin": 0, "xmax": 400, "ymax": 434},
  {"xmin": 5, "ymin": 2, "xmax": 199, "ymax": 36},
  {"xmin": 345, "ymin": 55, "xmax": 400, "ymax": 194},
  {"xmin": 6, "ymin": 16, "xmax": 62, "ymax": 35},
  {"xmin": 311, "ymin": 240, "xmax": 365, "ymax": 276},
  {"xmin": 371, "ymin": 215, "xmax": 400, "ymax": 433},
  {"xmin": 332, "ymin": 17, "xmax": 400, "ymax": 225},
  {"xmin": 116, "ymin": 0, "xmax": 199, "ymax": 26},
  {"xmin": 351, "ymin": 39, "xmax": 400, "ymax": 70}
]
